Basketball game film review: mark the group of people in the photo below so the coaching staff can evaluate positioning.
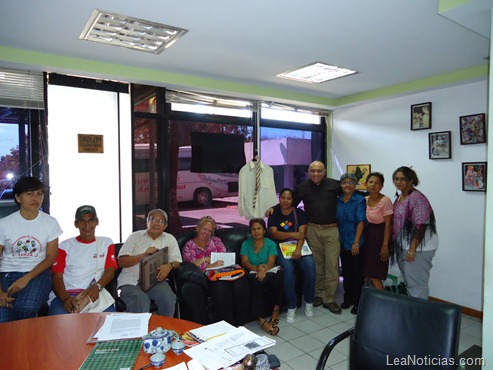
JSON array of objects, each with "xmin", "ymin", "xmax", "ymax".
[
  {"xmin": 0, "ymin": 176, "xmax": 183, "ymax": 322},
  {"xmin": 306, "ymin": 162, "xmax": 438, "ymax": 316},
  {"xmin": 263, "ymin": 161, "xmax": 439, "ymax": 320},
  {"xmin": 1, "ymin": 163, "xmax": 438, "ymax": 334}
]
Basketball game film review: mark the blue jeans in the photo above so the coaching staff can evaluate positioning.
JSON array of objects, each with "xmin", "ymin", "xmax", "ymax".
[
  {"xmin": 276, "ymin": 247, "xmax": 316, "ymax": 309},
  {"xmin": 48, "ymin": 294, "xmax": 116, "ymax": 315},
  {"xmin": 0, "ymin": 270, "xmax": 52, "ymax": 322}
]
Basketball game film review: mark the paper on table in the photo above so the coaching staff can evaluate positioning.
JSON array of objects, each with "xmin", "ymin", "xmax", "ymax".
[
  {"xmin": 94, "ymin": 313, "xmax": 151, "ymax": 342},
  {"xmin": 187, "ymin": 320, "xmax": 236, "ymax": 342},
  {"xmin": 206, "ymin": 252, "xmax": 237, "ymax": 270},
  {"xmin": 187, "ymin": 358, "xmax": 206, "ymax": 370},
  {"xmin": 167, "ymin": 362, "xmax": 190, "ymax": 370},
  {"xmin": 185, "ymin": 326, "xmax": 276, "ymax": 370}
]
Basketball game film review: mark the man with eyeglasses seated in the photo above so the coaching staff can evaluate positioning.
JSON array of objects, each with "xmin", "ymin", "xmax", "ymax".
[
  {"xmin": 48, "ymin": 205, "xmax": 118, "ymax": 315},
  {"xmin": 117, "ymin": 209, "xmax": 182, "ymax": 317}
]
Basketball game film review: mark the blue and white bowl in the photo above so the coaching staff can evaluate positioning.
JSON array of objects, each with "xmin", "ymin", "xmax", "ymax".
[{"xmin": 150, "ymin": 353, "xmax": 165, "ymax": 368}]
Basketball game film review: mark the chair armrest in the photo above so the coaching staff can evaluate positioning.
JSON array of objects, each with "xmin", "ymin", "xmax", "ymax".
[{"xmin": 316, "ymin": 328, "xmax": 354, "ymax": 370}]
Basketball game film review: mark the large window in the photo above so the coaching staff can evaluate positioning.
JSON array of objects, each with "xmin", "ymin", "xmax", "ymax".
[
  {"xmin": 48, "ymin": 76, "xmax": 132, "ymax": 242},
  {"xmin": 131, "ymin": 84, "xmax": 327, "ymax": 232},
  {"xmin": 0, "ymin": 107, "xmax": 45, "ymax": 200}
]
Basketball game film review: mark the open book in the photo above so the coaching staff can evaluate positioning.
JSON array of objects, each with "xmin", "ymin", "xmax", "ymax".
[
  {"xmin": 279, "ymin": 240, "xmax": 312, "ymax": 259},
  {"xmin": 205, "ymin": 252, "xmax": 236, "ymax": 270}
]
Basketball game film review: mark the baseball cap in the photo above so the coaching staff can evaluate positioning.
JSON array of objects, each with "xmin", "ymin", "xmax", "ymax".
[
  {"xmin": 340, "ymin": 172, "xmax": 358, "ymax": 182},
  {"xmin": 75, "ymin": 205, "xmax": 97, "ymax": 221}
]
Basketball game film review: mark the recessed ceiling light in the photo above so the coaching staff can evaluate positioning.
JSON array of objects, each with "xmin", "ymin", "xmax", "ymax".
[
  {"xmin": 79, "ymin": 9, "xmax": 188, "ymax": 54},
  {"xmin": 276, "ymin": 62, "xmax": 357, "ymax": 83}
]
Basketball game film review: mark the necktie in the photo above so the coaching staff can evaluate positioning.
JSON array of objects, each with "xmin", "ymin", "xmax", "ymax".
[{"xmin": 253, "ymin": 160, "xmax": 260, "ymax": 209}]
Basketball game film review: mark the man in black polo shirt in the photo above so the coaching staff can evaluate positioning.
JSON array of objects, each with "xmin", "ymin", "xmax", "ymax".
[
  {"xmin": 267, "ymin": 161, "xmax": 342, "ymax": 313},
  {"xmin": 294, "ymin": 161, "xmax": 342, "ymax": 313}
]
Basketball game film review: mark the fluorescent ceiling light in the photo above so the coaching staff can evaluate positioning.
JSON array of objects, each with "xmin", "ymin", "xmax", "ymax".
[
  {"xmin": 80, "ymin": 9, "xmax": 188, "ymax": 54},
  {"xmin": 276, "ymin": 62, "xmax": 357, "ymax": 83}
]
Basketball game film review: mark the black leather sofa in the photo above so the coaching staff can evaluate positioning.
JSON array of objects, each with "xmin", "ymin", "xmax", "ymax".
[{"xmin": 112, "ymin": 226, "xmax": 302, "ymax": 321}]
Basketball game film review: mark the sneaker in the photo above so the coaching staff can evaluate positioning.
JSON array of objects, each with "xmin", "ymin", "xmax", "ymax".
[
  {"xmin": 286, "ymin": 308, "xmax": 296, "ymax": 323},
  {"xmin": 304, "ymin": 303, "xmax": 314, "ymax": 317}
]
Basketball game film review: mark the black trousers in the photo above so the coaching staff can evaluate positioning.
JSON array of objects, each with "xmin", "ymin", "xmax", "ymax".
[
  {"xmin": 340, "ymin": 248, "xmax": 364, "ymax": 306},
  {"xmin": 209, "ymin": 277, "xmax": 251, "ymax": 327},
  {"xmin": 247, "ymin": 270, "xmax": 284, "ymax": 318}
]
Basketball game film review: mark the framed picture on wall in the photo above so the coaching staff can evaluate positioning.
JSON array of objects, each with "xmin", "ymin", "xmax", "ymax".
[
  {"xmin": 428, "ymin": 131, "xmax": 451, "ymax": 159},
  {"xmin": 460, "ymin": 113, "xmax": 486, "ymax": 145},
  {"xmin": 462, "ymin": 162, "xmax": 487, "ymax": 192},
  {"xmin": 346, "ymin": 164, "xmax": 371, "ymax": 191},
  {"xmin": 411, "ymin": 102, "xmax": 432, "ymax": 130}
]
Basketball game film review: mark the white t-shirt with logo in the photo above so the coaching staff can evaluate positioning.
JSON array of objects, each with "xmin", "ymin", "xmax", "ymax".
[
  {"xmin": 51, "ymin": 236, "xmax": 118, "ymax": 293},
  {"xmin": 0, "ymin": 210, "xmax": 63, "ymax": 272}
]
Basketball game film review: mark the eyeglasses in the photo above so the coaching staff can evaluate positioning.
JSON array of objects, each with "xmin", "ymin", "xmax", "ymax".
[
  {"xmin": 204, "ymin": 216, "xmax": 216, "ymax": 223},
  {"xmin": 148, "ymin": 216, "xmax": 166, "ymax": 224},
  {"xmin": 309, "ymin": 169, "xmax": 324, "ymax": 173},
  {"xmin": 394, "ymin": 177, "xmax": 409, "ymax": 182},
  {"xmin": 341, "ymin": 181, "xmax": 356, "ymax": 185}
]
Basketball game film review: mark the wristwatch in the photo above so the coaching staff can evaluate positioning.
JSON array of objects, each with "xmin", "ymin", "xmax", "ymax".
[{"xmin": 95, "ymin": 283, "xmax": 103, "ymax": 292}]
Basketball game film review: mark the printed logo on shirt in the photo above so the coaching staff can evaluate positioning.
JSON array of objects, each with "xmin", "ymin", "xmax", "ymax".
[
  {"xmin": 92, "ymin": 252, "xmax": 106, "ymax": 259},
  {"xmin": 12, "ymin": 235, "xmax": 43, "ymax": 257},
  {"xmin": 280, "ymin": 220, "xmax": 293, "ymax": 231}
]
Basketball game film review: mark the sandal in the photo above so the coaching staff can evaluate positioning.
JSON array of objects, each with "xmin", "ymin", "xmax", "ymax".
[
  {"xmin": 269, "ymin": 308, "xmax": 280, "ymax": 326},
  {"xmin": 259, "ymin": 318, "xmax": 279, "ymax": 336}
]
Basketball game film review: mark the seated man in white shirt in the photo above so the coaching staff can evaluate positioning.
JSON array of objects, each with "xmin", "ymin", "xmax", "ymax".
[
  {"xmin": 48, "ymin": 205, "xmax": 118, "ymax": 315},
  {"xmin": 117, "ymin": 209, "xmax": 182, "ymax": 317}
]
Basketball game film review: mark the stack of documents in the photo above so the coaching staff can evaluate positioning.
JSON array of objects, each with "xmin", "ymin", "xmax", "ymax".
[
  {"xmin": 88, "ymin": 313, "xmax": 151, "ymax": 342},
  {"xmin": 186, "ymin": 320, "xmax": 236, "ymax": 343},
  {"xmin": 185, "ymin": 325, "xmax": 276, "ymax": 370}
]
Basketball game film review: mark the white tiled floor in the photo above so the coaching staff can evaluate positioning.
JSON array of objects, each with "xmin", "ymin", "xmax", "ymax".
[{"xmin": 243, "ymin": 289, "xmax": 483, "ymax": 370}]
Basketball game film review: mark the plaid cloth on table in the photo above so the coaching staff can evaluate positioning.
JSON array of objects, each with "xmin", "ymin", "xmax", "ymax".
[{"xmin": 79, "ymin": 339, "xmax": 142, "ymax": 370}]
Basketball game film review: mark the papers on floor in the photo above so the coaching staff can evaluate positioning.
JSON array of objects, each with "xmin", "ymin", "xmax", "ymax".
[
  {"xmin": 91, "ymin": 313, "xmax": 151, "ymax": 342},
  {"xmin": 185, "ymin": 326, "xmax": 276, "ymax": 370},
  {"xmin": 206, "ymin": 252, "xmax": 237, "ymax": 270},
  {"xmin": 187, "ymin": 320, "xmax": 236, "ymax": 342}
]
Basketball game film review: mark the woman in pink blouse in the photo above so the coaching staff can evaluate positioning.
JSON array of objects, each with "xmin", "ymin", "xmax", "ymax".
[
  {"xmin": 182, "ymin": 216, "xmax": 250, "ymax": 326},
  {"xmin": 363, "ymin": 172, "xmax": 393, "ymax": 290}
]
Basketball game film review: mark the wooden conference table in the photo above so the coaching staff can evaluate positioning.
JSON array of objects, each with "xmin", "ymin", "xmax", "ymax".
[{"xmin": 0, "ymin": 313, "xmax": 201, "ymax": 370}]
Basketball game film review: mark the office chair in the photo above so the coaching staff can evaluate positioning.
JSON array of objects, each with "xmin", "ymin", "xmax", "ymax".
[{"xmin": 316, "ymin": 287, "xmax": 462, "ymax": 370}]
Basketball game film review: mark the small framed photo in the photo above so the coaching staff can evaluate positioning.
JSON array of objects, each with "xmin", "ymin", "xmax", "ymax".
[
  {"xmin": 462, "ymin": 162, "xmax": 487, "ymax": 192},
  {"xmin": 460, "ymin": 113, "xmax": 486, "ymax": 145},
  {"xmin": 428, "ymin": 131, "xmax": 451, "ymax": 159},
  {"xmin": 346, "ymin": 164, "xmax": 371, "ymax": 190},
  {"xmin": 411, "ymin": 102, "xmax": 432, "ymax": 130}
]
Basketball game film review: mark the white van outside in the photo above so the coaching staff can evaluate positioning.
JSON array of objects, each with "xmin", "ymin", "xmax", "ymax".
[
  {"xmin": 176, "ymin": 146, "xmax": 238, "ymax": 205},
  {"xmin": 135, "ymin": 145, "xmax": 238, "ymax": 206}
]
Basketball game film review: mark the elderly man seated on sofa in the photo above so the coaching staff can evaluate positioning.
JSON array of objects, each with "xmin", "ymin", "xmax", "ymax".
[{"xmin": 117, "ymin": 209, "xmax": 182, "ymax": 317}]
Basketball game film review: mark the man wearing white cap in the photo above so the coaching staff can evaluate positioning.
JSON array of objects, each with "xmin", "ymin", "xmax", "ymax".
[{"xmin": 117, "ymin": 209, "xmax": 182, "ymax": 317}]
